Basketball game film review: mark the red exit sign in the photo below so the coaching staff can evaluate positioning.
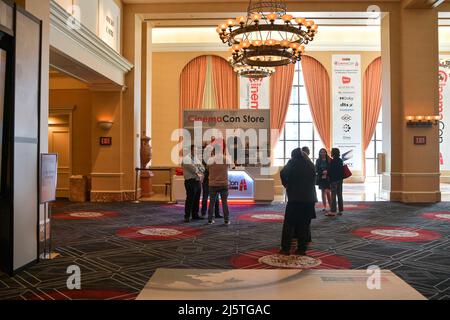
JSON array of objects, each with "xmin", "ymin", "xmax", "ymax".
[{"xmin": 414, "ymin": 136, "xmax": 427, "ymax": 145}]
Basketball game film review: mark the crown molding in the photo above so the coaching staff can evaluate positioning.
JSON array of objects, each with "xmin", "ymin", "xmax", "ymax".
[{"xmin": 50, "ymin": 0, "xmax": 133, "ymax": 74}]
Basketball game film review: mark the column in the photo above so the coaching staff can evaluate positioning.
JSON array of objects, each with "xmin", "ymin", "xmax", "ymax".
[{"xmin": 381, "ymin": 3, "xmax": 441, "ymax": 203}]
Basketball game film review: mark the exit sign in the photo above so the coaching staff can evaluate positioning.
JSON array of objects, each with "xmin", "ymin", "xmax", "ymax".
[{"xmin": 414, "ymin": 136, "xmax": 427, "ymax": 145}]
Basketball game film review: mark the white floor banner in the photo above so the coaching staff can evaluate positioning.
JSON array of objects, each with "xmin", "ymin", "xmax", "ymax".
[
  {"xmin": 439, "ymin": 56, "xmax": 450, "ymax": 171},
  {"xmin": 332, "ymin": 55, "xmax": 363, "ymax": 171},
  {"xmin": 240, "ymin": 77, "xmax": 270, "ymax": 110}
]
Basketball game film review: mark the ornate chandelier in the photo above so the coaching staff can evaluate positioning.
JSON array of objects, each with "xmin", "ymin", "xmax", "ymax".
[
  {"xmin": 217, "ymin": 0, "xmax": 318, "ymax": 68},
  {"xmin": 228, "ymin": 58, "xmax": 275, "ymax": 79}
]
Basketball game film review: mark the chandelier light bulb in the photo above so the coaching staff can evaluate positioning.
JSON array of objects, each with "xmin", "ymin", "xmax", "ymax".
[
  {"xmin": 236, "ymin": 16, "xmax": 246, "ymax": 25},
  {"xmin": 295, "ymin": 17, "xmax": 306, "ymax": 25},
  {"xmin": 267, "ymin": 13, "xmax": 278, "ymax": 22},
  {"xmin": 220, "ymin": 23, "xmax": 227, "ymax": 31},
  {"xmin": 227, "ymin": 19, "xmax": 235, "ymax": 27},
  {"xmin": 252, "ymin": 13, "xmax": 262, "ymax": 22},
  {"xmin": 282, "ymin": 14, "xmax": 293, "ymax": 22}
]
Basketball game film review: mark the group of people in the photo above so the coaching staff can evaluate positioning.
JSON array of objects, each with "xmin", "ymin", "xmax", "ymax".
[
  {"xmin": 182, "ymin": 144, "xmax": 230, "ymax": 225},
  {"xmin": 181, "ymin": 141, "xmax": 348, "ymax": 257},
  {"xmin": 280, "ymin": 146, "xmax": 346, "ymax": 256}
]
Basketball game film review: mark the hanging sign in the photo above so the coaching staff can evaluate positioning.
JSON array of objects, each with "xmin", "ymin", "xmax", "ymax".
[
  {"xmin": 439, "ymin": 56, "xmax": 450, "ymax": 171},
  {"xmin": 240, "ymin": 77, "xmax": 270, "ymax": 110},
  {"xmin": 332, "ymin": 55, "xmax": 363, "ymax": 171}
]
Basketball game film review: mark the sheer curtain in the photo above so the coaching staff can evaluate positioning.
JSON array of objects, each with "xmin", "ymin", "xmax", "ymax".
[
  {"xmin": 363, "ymin": 57, "xmax": 382, "ymax": 151},
  {"xmin": 301, "ymin": 56, "xmax": 331, "ymax": 151},
  {"xmin": 211, "ymin": 55, "xmax": 238, "ymax": 109}
]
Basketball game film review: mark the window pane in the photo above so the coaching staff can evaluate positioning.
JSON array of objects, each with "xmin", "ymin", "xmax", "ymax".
[
  {"xmin": 299, "ymin": 105, "xmax": 313, "ymax": 123},
  {"xmin": 274, "ymin": 158, "xmax": 285, "ymax": 167},
  {"xmin": 300, "ymin": 87, "xmax": 309, "ymax": 104},
  {"xmin": 300, "ymin": 123, "xmax": 313, "ymax": 140},
  {"xmin": 376, "ymin": 122, "xmax": 382, "ymax": 140},
  {"xmin": 366, "ymin": 159, "xmax": 375, "ymax": 177},
  {"xmin": 285, "ymin": 123, "xmax": 299, "ymax": 140},
  {"xmin": 273, "ymin": 141, "xmax": 284, "ymax": 159},
  {"xmin": 376, "ymin": 141, "xmax": 383, "ymax": 154},
  {"xmin": 285, "ymin": 105, "xmax": 299, "ymax": 123},
  {"xmin": 366, "ymin": 141, "xmax": 375, "ymax": 159},
  {"xmin": 285, "ymin": 141, "xmax": 299, "ymax": 156},
  {"xmin": 293, "ymin": 71, "xmax": 300, "ymax": 85},
  {"xmin": 291, "ymin": 87, "xmax": 299, "ymax": 104}
]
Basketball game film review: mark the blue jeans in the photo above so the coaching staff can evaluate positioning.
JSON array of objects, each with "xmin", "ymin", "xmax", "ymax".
[
  {"xmin": 208, "ymin": 187, "xmax": 230, "ymax": 222},
  {"xmin": 330, "ymin": 180, "xmax": 344, "ymax": 213}
]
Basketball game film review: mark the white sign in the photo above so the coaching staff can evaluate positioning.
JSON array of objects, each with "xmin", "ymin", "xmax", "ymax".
[
  {"xmin": 240, "ymin": 77, "xmax": 270, "ymax": 110},
  {"xmin": 228, "ymin": 170, "xmax": 254, "ymax": 199},
  {"xmin": 332, "ymin": 55, "xmax": 363, "ymax": 171},
  {"xmin": 439, "ymin": 56, "xmax": 450, "ymax": 171},
  {"xmin": 40, "ymin": 154, "xmax": 58, "ymax": 204},
  {"xmin": 99, "ymin": 0, "xmax": 120, "ymax": 51}
]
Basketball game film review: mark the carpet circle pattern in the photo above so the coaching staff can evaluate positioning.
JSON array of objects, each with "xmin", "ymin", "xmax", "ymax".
[
  {"xmin": 231, "ymin": 248, "xmax": 351, "ymax": 269},
  {"xmin": 238, "ymin": 212, "xmax": 284, "ymax": 222},
  {"xmin": 421, "ymin": 212, "xmax": 450, "ymax": 222},
  {"xmin": 53, "ymin": 211, "xmax": 119, "ymax": 220},
  {"xmin": 352, "ymin": 226, "xmax": 442, "ymax": 242},
  {"xmin": 116, "ymin": 225, "xmax": 202, "ymax": 240}
]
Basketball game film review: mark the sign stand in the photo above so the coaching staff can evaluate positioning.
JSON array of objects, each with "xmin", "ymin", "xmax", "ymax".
[{"xmin": 39, "ymin": 154, "xmax": 60, "ymax": 260}]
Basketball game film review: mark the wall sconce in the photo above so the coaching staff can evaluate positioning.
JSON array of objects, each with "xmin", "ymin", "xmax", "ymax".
[
  {"xmin": 406, "ymin": 116, "xmax": 440, "ymax": 127},
  {"xmin": 98, "ymin": 121, "xmax": 113, "ymax": 131}
]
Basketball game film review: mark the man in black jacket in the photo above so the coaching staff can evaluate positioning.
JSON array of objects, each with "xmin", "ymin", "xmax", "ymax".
[{"xmin": 279, "ymin": 148, "xmax": 317, "ymax": 256}]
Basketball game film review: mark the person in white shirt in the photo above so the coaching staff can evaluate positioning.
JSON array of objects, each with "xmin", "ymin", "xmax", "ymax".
[{"xmin": 182, "ymin": 145, "xmax": 204, "ymax": 222}]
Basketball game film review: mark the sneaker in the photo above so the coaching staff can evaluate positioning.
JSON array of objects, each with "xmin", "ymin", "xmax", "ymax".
[
  {"xmin": 224, "ymin": 220, "xmax": 230, "ymax": 225},
  {"xmin": 337, "ymin": 212, "xmax": 344, "ymax": 216},
  {"xmin": 325, "ymin": 212, "xmax": 337, "ymax": 217},
  {"xmin": 208, "ymin": 220, "xmax": 215, "ymax": 225}
]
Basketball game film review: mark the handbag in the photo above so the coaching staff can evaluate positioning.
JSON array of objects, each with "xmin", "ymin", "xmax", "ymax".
[{"xmin": 343, "ymin": 164, "xmax": 352, "ymax": 179}]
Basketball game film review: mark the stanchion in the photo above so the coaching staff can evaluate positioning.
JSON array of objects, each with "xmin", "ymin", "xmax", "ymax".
[{"xmin": 132, "ymin": 168, "xmax": 140, "ymax": 203}]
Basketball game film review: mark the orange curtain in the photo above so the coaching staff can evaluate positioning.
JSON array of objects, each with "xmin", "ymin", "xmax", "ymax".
[
  {"xmin": 179, "ymin": 56, "xmax": 208, "ymax": 124},
  {"xmin": 301, "ymin": 56, "xmax": 331, "ymax": 151},
  {"xmin": 363, "ymin": 57, "xmax": 382, "ymax": 150},
  {"xmin": 211, "ymin": 56, "xmax": 238, "ymax": 109},
  {"xmin": 270, "ymin": 64, "xmax": 296, "ymax": 135}
]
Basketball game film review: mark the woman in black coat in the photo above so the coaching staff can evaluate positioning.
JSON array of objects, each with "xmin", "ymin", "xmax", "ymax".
[
  {"xmin": 279, "ymin": 148, "xmax": 317, "ymax": 256},
  {"xmin": 315, "ymin": 148, "xmax": 332, "ymax": 213}
]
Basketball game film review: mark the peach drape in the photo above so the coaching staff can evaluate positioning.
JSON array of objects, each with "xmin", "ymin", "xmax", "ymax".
[
  {"xmin": 301, "ymin": 56, "xmax": 331, "ymax": 151},
  {"xmin": 270, "ymin": 64, "xmax": 296, "ymax": 135},
  {"xmin": 179, "ymin": 56, "xmax": 208, "ymax": 124},
  {"xmin": 211, "ymin": 56, "xmax": 238, "ymax": 109},
  {"xmin": 363, "ymin": 57, "xmax": 382, "ymax": 150}
]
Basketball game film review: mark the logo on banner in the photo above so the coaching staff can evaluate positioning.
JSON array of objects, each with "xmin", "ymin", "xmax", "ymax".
[
  {"xmin": 342, "ymin": 114, "xmax": 352, "ymax": 122},
  {"xmin": 342, "ymin": 76, "xmax": 352, "ymax": 85},
  {"xmin": 343, "ymin": 124, "xmax": 352, "ymax": 133}
]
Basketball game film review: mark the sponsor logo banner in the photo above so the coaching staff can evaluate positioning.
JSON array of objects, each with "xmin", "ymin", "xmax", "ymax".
[
  {"xmin": 332, "ymin": 55, "xmax": 363, "ymax": 171},
  {"xmin": 240, "ymin": 77, "xmax": 270, "ymax": 110},
  {"xmin": 439, "ymin": 56, "xmax": 450, "ymax": 171}
]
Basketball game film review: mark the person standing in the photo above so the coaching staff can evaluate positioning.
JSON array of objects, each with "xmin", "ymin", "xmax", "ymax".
[
  {"xmin": 207, "ymin": 146, "xmax": 231, "ymax": 225},
  {"xmin": 279, "ymin": 148, "xmax": 317, "ymax": 256},
  {"xmin": 201, "ymin": 143, "xmax": 221, "ymax": 218},
  {"xmin": 329, "ymin": 148, "xmax": 344, "ymax": 216},
  {"xmin": 315, "ymin": 148, "xmax": 332, "ymax": 213},
  {"xmin": 182, "ymin": 145, "xmax": 204, "ymax": 223}
]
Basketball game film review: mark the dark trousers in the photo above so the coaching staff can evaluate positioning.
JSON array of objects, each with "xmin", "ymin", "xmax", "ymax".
[
  {"xmin": 209, "ymin": 187, "xmax": 230, "ymax": 222},
  {"xmin": 201, "ymin": 180, "xmax": 220, "ymax": 216},
  {"xmin": 330, "ymin": 180, "xmax": 344, "ymax": 213},
  {"xmin": 281, "ymin": 202, "xmax": 313, "ymax": 253},
  {"xmin": 184, "ymin": 179, "xmax": 201, "ymax": 219}
]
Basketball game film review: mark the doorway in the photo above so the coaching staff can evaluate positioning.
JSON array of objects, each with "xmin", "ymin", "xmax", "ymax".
[{"xmin": 48, "ymin": 111, "xmax": 73, "ymax": 198}]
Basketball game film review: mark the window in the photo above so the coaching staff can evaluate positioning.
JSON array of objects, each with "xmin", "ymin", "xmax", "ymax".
[
  {"xmin": 365, "ymin": 110, "xmax": 383, "ymax": 177},
  {"xmin": 274, "ymin": 62, "xmax": 325, "ymax": 166}
]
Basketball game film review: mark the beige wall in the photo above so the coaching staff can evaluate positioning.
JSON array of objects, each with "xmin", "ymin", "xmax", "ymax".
[
  {"xmin": 151, "ymin": 51, "xmax": 381, "ymax": 169},
  {"xmin": 49, "ymin": 82, "xmax": 92, "ymax": 177}
]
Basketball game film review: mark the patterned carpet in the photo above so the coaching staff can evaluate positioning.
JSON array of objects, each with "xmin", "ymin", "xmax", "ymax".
[{"xmin": 0, "ymin": 200, "xmax": 449, "ymax": 300}]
